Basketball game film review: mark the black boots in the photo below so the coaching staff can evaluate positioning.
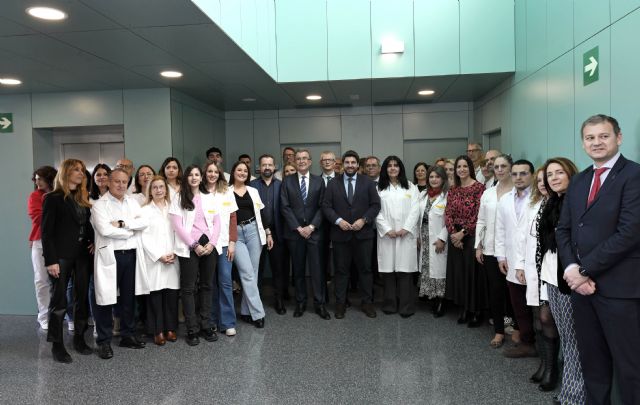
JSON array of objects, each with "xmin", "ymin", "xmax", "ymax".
[
  {"xmin": 73, "ymin": 333, "xmax": 93, "ymax": 355},
  {"xmin": 433, "ymin": 298, "xmax": 445, "ymax": 318},
  {"xmin": 530, "ymin": 331, "xmax": 545, "ymax": 383},
  {"xmin": 538, "ymin": 336, "xmax": 560, "ymax": 391},
  {"xmin": 52, "ymin": 342, "xmax": 72, "ymax": 363}
]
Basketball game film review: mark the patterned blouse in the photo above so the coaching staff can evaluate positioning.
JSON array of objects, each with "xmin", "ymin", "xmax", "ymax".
[{"xmin": 444, "ymin": 181, "xmax": 485, "ymax": 235}]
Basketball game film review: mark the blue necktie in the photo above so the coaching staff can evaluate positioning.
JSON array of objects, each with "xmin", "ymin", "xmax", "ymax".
[{"xmin": 300, "ymin": 175, "xmax": 307, "ymax": 203}]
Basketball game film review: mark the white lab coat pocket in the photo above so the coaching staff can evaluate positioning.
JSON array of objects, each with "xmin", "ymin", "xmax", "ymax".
[{"xmin": 97, "ymin": 245, "xmax": 116, "ymax": 267}]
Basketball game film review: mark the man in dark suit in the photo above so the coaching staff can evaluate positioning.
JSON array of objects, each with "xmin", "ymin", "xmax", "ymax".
[
  {"xmin": 251, "ymin": 154, "xmax": 288, "ymax": 315},
  {"xmin": 322, "ymin": 150, "xmax": 381, "ymax": 319},
  {"xmin": 557, "ymin": 114, "xmax": 640, "ymax": 404},
  {"xmin": 280, "ymin": 149, "xmax": 329, "ymax": 319}
]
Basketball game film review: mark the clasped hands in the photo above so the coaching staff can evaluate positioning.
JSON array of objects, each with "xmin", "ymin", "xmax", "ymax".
[
  {"xmin": 385, "ymin": 228, "xmax": 409, "ymax": 238},
  {"xmin": 563, "ymin": 265, "xmax": 596, "ymax": 296},
  {"xmin": 160, "ymin": 253, "xmax": 176, "ymax": 264},
  {"xmin": 338, "ymin": 218, "xmax": 366, "ymax": 232},
  {"xmin": 194, "ymin": 243, "xmax": 214, "ymax": 257},
  {"xmin": 450, "ymin": 230, "xmax": 465, "ymax": 249}
]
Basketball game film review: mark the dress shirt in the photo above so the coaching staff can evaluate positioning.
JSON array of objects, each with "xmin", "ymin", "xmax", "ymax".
[
  {"xmin": 335, "ymin": 173, "xmax": 358, "ymax": 225},
  {"xmin": 514, "ymin": 186, "xmax": 531, "ymax": 222},
  {"xmin": 256, "ymin": 178, "xmax": 275, "ymax": 229},
  {"xmin": 297, "ymin": 172, "xmax": 310, "ymax": 197},
  {"xmin": 322, "ymin": 171, "xmax": 335, "ymax": 186}
]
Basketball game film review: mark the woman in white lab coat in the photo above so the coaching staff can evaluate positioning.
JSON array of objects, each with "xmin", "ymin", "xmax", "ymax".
[
  {"xmin": 138, "ymin": 176, "xmax": 180, "ymax": 346},
  {"xmin": 376, "ymin": 156, "xmax": 421, "ymax": 317},
  {"xmin": 418, "ymin": 166, "xmax": 449, "ymax": 317}
]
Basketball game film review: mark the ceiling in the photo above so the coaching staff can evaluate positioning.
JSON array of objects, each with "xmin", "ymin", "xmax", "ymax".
[{"xmin": 0, "ymin": 0, "xmax": 512, "ymax": 111}]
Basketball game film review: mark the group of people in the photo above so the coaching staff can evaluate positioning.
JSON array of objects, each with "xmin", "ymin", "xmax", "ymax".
[{"xmin": 27, "ymin": 114, "xmax": 639, "ymax": 405}]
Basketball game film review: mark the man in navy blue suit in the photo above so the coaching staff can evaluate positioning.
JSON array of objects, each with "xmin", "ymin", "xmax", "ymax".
[{"xmin": 557, "ymin": 114, "xmax": 640, "ymax": 404}]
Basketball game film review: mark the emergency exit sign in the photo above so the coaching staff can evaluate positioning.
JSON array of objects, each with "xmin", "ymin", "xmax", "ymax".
[
  {"xmin": 0, "ymin": 113, "xmax": 13, "ymax": 133},
  {"xmin": 583, "ymin": 46, "xmax": 599, "ymax": 86}
]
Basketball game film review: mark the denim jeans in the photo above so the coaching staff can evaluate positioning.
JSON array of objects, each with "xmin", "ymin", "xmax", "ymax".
[
  {"xmin": 234, "ymin": 222, "xmax": 265, "ymax": 320},
  {"xmin": 211, "ymin": 246, "xmax": 236, "ymax": 330}
]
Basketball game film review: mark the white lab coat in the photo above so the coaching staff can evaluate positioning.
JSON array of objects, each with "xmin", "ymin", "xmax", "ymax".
[
  {"xmin": 169, "ymin": 192, "xmax": 219, "ymax": 257},
  {"xmin": 210, "ymin": 189, "xmax": 239, "ymax": 251},
  {"xmin": 136, "ymin": 201, "xmax": 180, "ymax": 295},
  {"xmin": 91, "ymin": 193, "xmax": 148, "ymax": 306},
  {"xmin": 494, "ymin": 188, "xmax": 529, "ymax": 285},
  {"xmin": 228, "ymin": 185, "xmax": 267, "ymax": 246},
  {"xmin": 376, "ymin": 182, "xmax": 421, "ymax": 273},
  {"xmin": 474, "ymin": 187, "xmax": 502, "ymax": 255},
  {"xmin": 515, "ymin": 198, "xmax": 547, "ymax": 305},
  {"xmin": 417, "ymin": 191, "xmax": 449, "ymax": 278}
]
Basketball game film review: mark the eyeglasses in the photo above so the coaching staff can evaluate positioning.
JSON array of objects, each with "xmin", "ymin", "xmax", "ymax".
[{"xmin": 320, "ymin": 159, "xmax": 335, "ymax": 163}]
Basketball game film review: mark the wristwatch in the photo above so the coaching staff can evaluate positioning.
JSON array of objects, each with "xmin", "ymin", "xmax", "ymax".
[
  {"xmin": 579, "ymin": 266, "xmax": 589, "ymax": 277},
  {"xmin": 118, "ymin": 220, "xmax": 124, "ymax": 228}
]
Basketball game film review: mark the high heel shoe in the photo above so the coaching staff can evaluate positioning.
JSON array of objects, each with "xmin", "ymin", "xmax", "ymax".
[
  {"xmin": 433, "ymin": 298, "xmax": 445, "ymax": 318},
  {"xmin": 457, "ymin": 310, "xmax": 468, "ymax": 324}
]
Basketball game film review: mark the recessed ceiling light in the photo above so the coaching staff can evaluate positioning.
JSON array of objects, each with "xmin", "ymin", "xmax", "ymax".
[
  {"xmin": 242, "ymin": 98, "xmax": 256, "ymax": 102},
  {"xmin": 26, "ymin": 7, "xmax": 67, "ymax": 21},
  {"xmin": 160, "ymin": 71, "xmax": 183, "ymax": 78},
  {"xmin": 306, "ymin": 94, "xmax": 322, "ymax": 101},
  {"xmin": 0, "ymin": 78, "xmax": 22, "ymax": 86},
  {"xmin": 418, "ymin": 89, "xmax": 435, "ymax": 96}
]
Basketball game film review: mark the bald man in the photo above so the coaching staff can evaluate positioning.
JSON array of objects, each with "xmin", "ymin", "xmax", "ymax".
[
  {"xmin": 467, "ymin": 143, "xmax": 485, "ymax": 183},
  {"xmin": 484, "ymin": 149, "xmax": 501, "ymax": 187}
]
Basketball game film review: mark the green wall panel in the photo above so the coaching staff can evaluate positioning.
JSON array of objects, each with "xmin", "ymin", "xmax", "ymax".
[
  {"xmin": 460, "ymin": 0, "xmax": 514, "ymax": 74},
  {"xmin": 573, "ymin": 0, "xmax": 610, "ymax": 45},
  {"xmin": 611, "ymin": 0, "xmax": 640, "ymax": 22},
  {"xmin": 371, "ymin": 0, "xmax": 414, "ymax": 79},
  {"xmin": 219, "ymin": 0, "xmax": 243, "ymax": 43},
  {"xmin": 524, "ymin": 68, "xmax": 548, "ymax": 165},
  {"xmin": 526, "ymin": 0, "xmax": 547, "ymax": 73},
  {"xmin": 414, "ymin": 0, "xmax": 460, "ymax": 76},
  {"xmin": 514, "ymin": 0, "xmax": 527, "ymax": 82},
  {"xmin": 327, "ymin": 0, "xmax": 371, "ymax": 80},
  {"xmin": 547, "ymin": 0, "xmax": 573, "ymax": 63},
  {"xmin": 573, "ymin": 28, "xmax": 611, "ymax": 169},
  {"xmin": 240, "ymin": 0, "xmax": 259, "ymax": 61},
  {"xmin": 611, "ymin": 9, "xmax": 640, "ymax": 159},
  {"xmin": 276, "ymin": 0, "xmax": 328, "ymax": 82},
  {"xmin": 547, "ymin": 52, "xmax": 575, "ymax": 160}
]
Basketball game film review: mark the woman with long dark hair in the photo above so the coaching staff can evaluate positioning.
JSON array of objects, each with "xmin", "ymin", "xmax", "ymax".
[
  {"xmin": 169, "ymin": 165, "xmax": 220, "ymax": 346},
  {"xmin": 41, "ymin": 159, "xmax": 94, "ymax": 362},
  {"xmin": 413, "ymin": 162, "xmax": 429, "ymax": 193},
  {"xmin": 538, "ymin": 157, "xmax": 586, "ymax": 402},
  {"xmin": 418, "ymin": 166, "xmax": 449, "ymax": 317},
  {"xmin": 28, "ymin": 165, "xmax": 57, "ymax": 331},
  {"xmin": 133, "ymin": 164, "xmax": 155, "ymax": 205},
  {"xmin": 160, "ymin": 157, "xmax": 183, "ymax": 200},
  {"xmin": 90, "ymin": 163, "xmax": 111, "ymax": 201},
  {"xmin": 376, "ymin": 156, "xmax": 420, "ymax": 317},
  {"xmin": 444, "ymin": 155, "xmax": 486, "ymax": 326}
]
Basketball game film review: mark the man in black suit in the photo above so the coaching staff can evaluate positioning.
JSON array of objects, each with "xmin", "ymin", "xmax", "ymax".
[
  {"xmin": 280, "ymin": 149, "xmax": 329, "ymax": 319},
  {"xmin": 557, "ymin": 114, "xmax": 640, "ymax": 404},
  {"xmin": 251, "ymin": 154, "xmax": 288, "ymax": 315},
  {"xmin": 322, "ymin": 150, "xmax": 381, "ymax": 319}
]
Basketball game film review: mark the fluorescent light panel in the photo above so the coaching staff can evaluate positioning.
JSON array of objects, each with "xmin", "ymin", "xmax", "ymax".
[
  {"xmin": 160, "ymin": 71, "xmax": 183, "ymax": 78},
  {"xmin": 0, "ymin": 78, "xmax": 22, "ymax": 85}
]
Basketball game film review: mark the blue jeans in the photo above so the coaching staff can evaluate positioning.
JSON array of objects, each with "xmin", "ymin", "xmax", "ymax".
[
  {"xmin": 211, "ymin": 246, "xmax": 236, "ymax": 330},
  {"xmin": 234, "ymin": 222, "xmax": 265, "ymax": 320}
]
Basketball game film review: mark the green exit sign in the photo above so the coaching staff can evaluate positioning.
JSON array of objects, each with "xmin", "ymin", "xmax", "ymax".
[
  {"xmin": 583, "ymin": 46, "xmax": 599, "ymax": 86},
  {"xmin": 0, "ymin": 113, "xmax": 13, "ymax": 133}
]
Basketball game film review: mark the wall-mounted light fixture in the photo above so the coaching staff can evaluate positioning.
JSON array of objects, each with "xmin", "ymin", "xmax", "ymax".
[{"xmin": 380, "ymin": 39, "xmax": 405, "ymax": 54}]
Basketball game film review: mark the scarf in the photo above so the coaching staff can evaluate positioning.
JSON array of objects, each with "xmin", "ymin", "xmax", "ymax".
[{"xmin": 427, "ymin": 187, "xmax": 442, "ymax": 199}]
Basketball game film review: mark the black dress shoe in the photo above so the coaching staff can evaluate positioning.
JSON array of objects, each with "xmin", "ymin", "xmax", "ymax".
[
  {"xmin": 275, "ymin": 299, "xmax": 286, "ymax": 315},
  {"xmin": 400, "ymin": 313, "xmax": 415, "ymax": 318},
  {"xmin": 73, "ymin": 334, "xmax": 93, "ymax": 355},
  {"xmin": 293, "ymin": 303, "xmax": 306, "ymax": 318},
  {"xmin": 186, "ymin": 331, "xmax": 200, "ymax": 346},
  {"xmin": 253, "ymin": 318, "xmax": 265, "ymax": 328},
  {"xmin": 362, "ymin": 303, "xmax": 377, "ymax": 318},
  {"xmin": 457, "ymin": 311, "xmax": 468, "ymax": 324},
  {"xmin": 199, "ymin": 327, "xmax": 218, "ymax": 342},
  {"xmin": 239, "ymin": 314, "xmax": 253, "ymax": 324},
  {"xmin": 119, "ymin": 336, "xmax": 145, "ymax": 349},
  {"xmin": 315, "ymin": 305, "xmax": 331, "ymax": 320},
  {"xmin": 335, "ymin": 303, "xmax": 346, "ymax": 319},
  {"xmin": 52, "ymin": 342, "xmax": 72, "ymax": 363},
  {"xmin": 97, "ymin": 343, "xmax": 113, "ymax": 360},
  {"xmin": 467, "ymin": 313, "xmax": 483, "ymax": 328},
  {"xmin": 433, "ymin": 299, "xmax": 445, "ymax": 318}
]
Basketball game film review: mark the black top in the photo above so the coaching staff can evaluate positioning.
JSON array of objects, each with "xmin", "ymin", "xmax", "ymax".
[
  {"xmin": 417, "ymin": 184, "xmax": 427, "ymax": 192},
  {"xmin": 234, "ymin": 191, "xmax": 255, "ymax": 223},
  {"xmin": 255, "ymin": 179, "xmax": 275, "ymax": 228}
]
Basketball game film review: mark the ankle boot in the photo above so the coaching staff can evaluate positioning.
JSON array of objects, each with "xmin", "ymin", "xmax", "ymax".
[
  {"xmin": 52, "ymin": 342, "xmax": 72, "ymax": 363},
  {"xmin": 457, "ymin": 310, "xmax": 468, "ymax": 324},
  {"xmin": 538, "ymin": 336, "xmax": 560, "ymax": 391},
  {"xmin": 73, "ymin": 333, "xmax": 93, "ymax": 355},
  {"xmin": 530, "ymin": 331, "xmax": 545, "ymax": 383},
  {"xmin": 433, "ymin": 298, "xmax": 445, "ymax": 318}
]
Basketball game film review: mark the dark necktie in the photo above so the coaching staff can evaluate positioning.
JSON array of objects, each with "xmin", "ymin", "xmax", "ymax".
[
  {"xmin": 347, "ymin": 177, "xmax": 354, "ymax": 204},
  {"xmin": 587, "ymin": 167, "xmax": 609, "ymax": 206},
  {"xmin": 300, "ymin": 175, "xmax": 307, "ymax": 203}
]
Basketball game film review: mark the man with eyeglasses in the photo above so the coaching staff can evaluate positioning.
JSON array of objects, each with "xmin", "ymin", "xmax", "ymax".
[
  {"xmin": 467, "ymin": 143, "xmax": 486, "ymax": 183},
  {"xmin": 495, "ymin": 159, "xmax": 536, "ymax": 358},
  {"xmin": 364, "ymin": 156, "xmax": 381, "ymax": 185},
  {"xmin": 115, "ymin": 158, "xmax": 136, "ymax": 195},
  {"xmin": 274, "ymin": 146, "xmax": 296, "ymax": 180}
]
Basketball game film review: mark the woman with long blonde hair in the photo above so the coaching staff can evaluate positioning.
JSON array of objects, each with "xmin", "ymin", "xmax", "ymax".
[{"xmin": 41, "ymin": 159, "xmax": 94, "ymax": 363}]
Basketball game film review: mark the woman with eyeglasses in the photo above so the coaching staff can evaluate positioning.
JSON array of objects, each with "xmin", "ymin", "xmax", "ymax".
[
  {"xmin": 474, "ymin": 154, "xmax": 515, "ymax": 346},
  {"xmin": 133, "ymin": 165, "xmax": 156, "ymax": 205}
]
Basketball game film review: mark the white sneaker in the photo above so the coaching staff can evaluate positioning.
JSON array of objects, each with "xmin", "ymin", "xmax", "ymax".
[
  {"xmin": 68, "ymin": 321, "xmax": 75, "ymax": 332},
  {"xmin": 40, "ymin": 322, "xmax": 48, "ymax": 331},
  {"xmin": 225, "ymin": 328, "xmax": 237, "ymax": 337}
]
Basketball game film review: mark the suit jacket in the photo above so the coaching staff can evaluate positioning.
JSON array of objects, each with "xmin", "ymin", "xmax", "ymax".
[
  {"xmin": 280, "ymin": 172, "xmax": 324, "ymax": 241},
  {"xmin": 250, "ymin": 177, "xmax": 284, "ymax": 242},
  {"xmin": 41, "ymin": 191, "xmax": 93, "ymax": 266},
  {"xmin": 556, "ymin": 155, "xmax": 640, "ymax": 298},
  {"xmin": 322, "ymin": 174, "xmax": 381, "ymax": 242}
]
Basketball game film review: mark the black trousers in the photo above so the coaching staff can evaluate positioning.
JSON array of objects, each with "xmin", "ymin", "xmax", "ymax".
[
  {"xmin": 508, "ymin": 281, "xmax": 535, "ymax": 344},
  {"xmin": 484, "ymin": 255, "xmax": 512, "ymax": 334},
  {"xmin": 260, "ymin": 237, "xmax": 287, "ymax": 300},
  {"xmin": 47, "ymin": 255, "xmax": 91, "ymax": 343},
  {"xmin": 94, "ymin": 250, "xmax": 137, "ymax": 345},
  {"xmin": 572, "ymin": 292, "xmax": 640, "ymax": 405},
  {"xmin": 333, "ymin": 238, "xmax": 374, "ymax": 304},
  {"xmin": 382, "ymin": 272, "xmax": 416, "ymax": 315},
  {"xmin": 287, "ymin": 238, "xmax": 325, "ymax": 306},
  {"xmin": 179, "ymin": 251, "xmax": 216, "ymax": 333},
  {"xmin": 146, "ymin": 289, "xmax": 179, "ymax": 335}
]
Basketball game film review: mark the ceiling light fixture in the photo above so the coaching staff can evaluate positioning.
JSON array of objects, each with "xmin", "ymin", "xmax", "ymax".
[
  {"xmin": 0, "ymin": 78, "xmax": 22, "ymax": 86},
  {"xmin": 306, "ymin": 94, "xmax": 322, "ymax": 101},
  {"xmin": 242, "ymin": 98, "xmax": 256, "ymax": 102},
  {"xmin": 160, "ymin": 71, "xmax": 183, "ymax": 78},
  {"xmin": 26, "ymin": 6, "xmax": 67, "ymax": 21},
  {"xmin": 418, "ymin": 89, "xmax": 435, "ymax": 96}
]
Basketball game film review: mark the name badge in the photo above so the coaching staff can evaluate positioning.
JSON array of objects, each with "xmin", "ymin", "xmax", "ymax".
[
  {"xmin": 222, "ymin": 201, "xmax": 231, "ymax": 206},
  {"xmin": 435, "ymin": 204, "xmax": 445, "ymax": 209},
  {"xmin": 405, "ymin": 194, "xmax": 411, "ymax": 198},
  {"xmin": 208, "ymin": 210, "xmax": 216, "ymax": 214}
]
